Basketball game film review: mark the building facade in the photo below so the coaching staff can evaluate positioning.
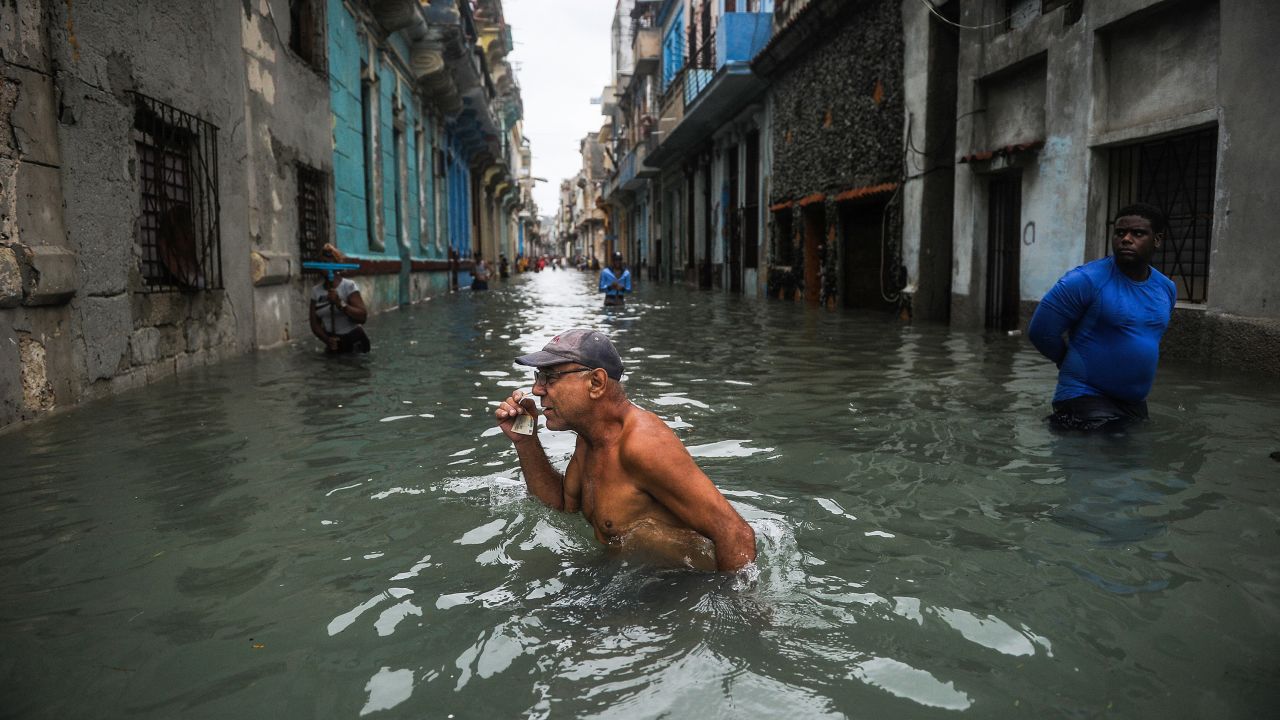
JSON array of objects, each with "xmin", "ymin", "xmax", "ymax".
[
  {"xmin": 0, "ymin": 0, "xmax": 535, "ymax": 429},
  {"xmin": 581, "ymin": 0, "xmax": 1279, "ymax": 372}
]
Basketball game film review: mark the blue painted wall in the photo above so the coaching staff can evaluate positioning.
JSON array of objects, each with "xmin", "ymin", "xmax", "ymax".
[
  {"xmin": 444, "ymin": 129, "xmax": 472, "ymax": 260},
  {"xmin": 328, "ymin": 0, "xmax": 368, "ymax": 259},
  {"xmin": 662, "ymin": 5, "xmax": 685, "ymax": 91},
  {"xmin": 328, "ymin": 0, "xmax": 437, "ymax": 262}
]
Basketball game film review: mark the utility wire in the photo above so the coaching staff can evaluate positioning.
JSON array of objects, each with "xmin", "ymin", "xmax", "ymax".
[{"xmin": 917, "ymin": 0, "xmax": 1017, "ymax": 31}]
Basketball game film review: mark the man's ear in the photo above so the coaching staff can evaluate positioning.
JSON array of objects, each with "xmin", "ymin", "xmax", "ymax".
[
  {"xmin": 1154, "ymin": 232, "xmax": 1164, "ymax": 249},
  {"xmin": 587, "ymin": 369, "xmax": 608, "ymax": 399}
]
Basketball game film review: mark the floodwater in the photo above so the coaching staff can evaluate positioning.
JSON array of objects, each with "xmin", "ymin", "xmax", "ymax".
[{"xmin": 3, "ymin": 270, "xmax": 1279, "ymax": 719}]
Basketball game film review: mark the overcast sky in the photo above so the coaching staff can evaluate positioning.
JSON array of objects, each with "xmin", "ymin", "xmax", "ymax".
[{"xmin": 503, "ymin": 0, "xmax": 616, "ymax": 215}]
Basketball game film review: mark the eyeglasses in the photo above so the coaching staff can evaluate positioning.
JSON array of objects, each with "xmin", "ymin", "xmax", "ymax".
[{"xmin": 533, "ymin": 367, "xmax": 593, "ymax": 387}]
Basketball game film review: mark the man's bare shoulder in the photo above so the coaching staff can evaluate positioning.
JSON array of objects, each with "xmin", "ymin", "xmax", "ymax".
[{"xmin": 618, "ymin": 403, "xmax": 693, "ymax": 469}]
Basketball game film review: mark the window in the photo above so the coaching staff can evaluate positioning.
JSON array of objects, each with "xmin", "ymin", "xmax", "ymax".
[
  {"xmin": 1106, "ymin": 127, "xmax": 1217, "ymax": 303},
  {"xmin": 662, "ymin": 7, "xmax": 685, "ymax": 90},
  {"xmin": 360, "ymin": 63, "xmax": 383, "ymax": 252},
  {"xmin": 134, "ymin": 92, "xmax": 221, "ymax": 292},
  {"xmin": 296, "ymin": 163, "xmax": 330, "ymax": 263},
  {"xmin": 288, "ymin": 0, "xmax": 326, "ymax": 71}
]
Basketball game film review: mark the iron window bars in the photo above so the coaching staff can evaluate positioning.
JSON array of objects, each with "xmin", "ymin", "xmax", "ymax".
[
  {"xmin": 297, "ymin": 163, "xmax": 331, "ymax": 264},
  {"xmin": 1106, "ymin": 126, "xmax": 1216, "ymax": 303},
  {"xmin": 133, "ymin": 91, "xmax": 222, "ymax": 292}
]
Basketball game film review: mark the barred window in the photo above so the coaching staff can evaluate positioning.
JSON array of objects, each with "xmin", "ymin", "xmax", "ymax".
[
  {"xmin": 1106, "ymin": 126, "xmax": 1216, "ymax": 303},
  {"xmin": 134, "ymin": 92, "xmax": 221, "ymax": 292},
  {"xmin": 297, "ymin": 163, "xmax": 330, "ymax": 263}
]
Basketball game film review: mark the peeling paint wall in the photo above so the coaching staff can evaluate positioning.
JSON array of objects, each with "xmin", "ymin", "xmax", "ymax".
[
  {"xmin": 1, "ymin": 0, "xmax": 254, "ymax": 429},
  {"xmin": 241, "ymin": 0, "xmax": 335, "ymax": 350}
]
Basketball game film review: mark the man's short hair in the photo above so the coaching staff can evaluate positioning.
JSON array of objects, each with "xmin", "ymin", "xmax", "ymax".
[{"xmin": 1115, "ymin": 202, "xmax": 1169, "ymax": 237}]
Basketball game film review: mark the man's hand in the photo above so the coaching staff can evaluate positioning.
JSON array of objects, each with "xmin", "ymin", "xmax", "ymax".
[
  {"xmin": 495, "ymin": 390, "xmax": 540, "ymax": 443},
  {"xmin": 327, "ymin": 287, "xmax": 341, "ymax": 305},
  {"xmin": 325, "ymin": 335, "xmax": 340, "ymax": 352}
]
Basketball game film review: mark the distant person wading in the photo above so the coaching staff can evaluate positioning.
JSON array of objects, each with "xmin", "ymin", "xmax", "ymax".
[{"xmin": 599, "ymin": 251, "xmax": 631, "ymax": 306}]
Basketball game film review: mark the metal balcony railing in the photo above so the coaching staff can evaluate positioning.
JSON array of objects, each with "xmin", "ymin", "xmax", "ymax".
[{"xmin": 684, "ymin": 27, "xmax": 716, "ymax": 102}]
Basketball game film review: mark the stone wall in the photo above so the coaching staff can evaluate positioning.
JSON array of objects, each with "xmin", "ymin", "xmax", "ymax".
[
  {"xmin": 763, "ymin": 0, "xmax": 905, "ymax": 307},
  {"xmin": 768, "ymin": 0, "xmax": 903, "ymax": 203}
]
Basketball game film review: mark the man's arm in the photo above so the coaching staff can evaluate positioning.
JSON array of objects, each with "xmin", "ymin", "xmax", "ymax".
[
  {"xmin": 341, "ymin": 290, "xmax": 369, "ymax": 324},
  {"xmin": 622, "ymin": 430, "xmax": 756, "ymax": 571},
  {"xmin": 1028, "ymin": 271, "xmax": 1092, "ymax": 366},
  {"xmin": 598, "ymin": 269, "xmax": 614, "ymax": 293},
  {"xmin": 494, "ymin": 391, "xmax": 578, "ymax": 511}
]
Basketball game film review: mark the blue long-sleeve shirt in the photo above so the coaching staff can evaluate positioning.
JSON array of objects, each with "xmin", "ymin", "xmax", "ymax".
[
  {"xmin": 599, "ymin": 267, "xmax": 631, "ymax": 298},
  {"xmin": 1028, "ymin": 257, "xmax": 1176, "ymax": 404}
]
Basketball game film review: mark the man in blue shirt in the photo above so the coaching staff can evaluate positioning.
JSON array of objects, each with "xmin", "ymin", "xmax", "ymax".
[
  {"xmin": 1028, "ymin": 203, "xmax": 1177, "ymax": 430},
  {"xmin": 599, "ymin": 251, "xmax": 632, "ymax": 306}
]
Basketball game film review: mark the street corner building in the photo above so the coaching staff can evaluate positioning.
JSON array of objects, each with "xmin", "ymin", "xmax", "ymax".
[
  {"xmin": 571, "ymin": 0, "xmax": 1279, "ymax": 366},
  {"xmin": 0, "ymin": 0, "xmax": 547, "ymax": 429}
]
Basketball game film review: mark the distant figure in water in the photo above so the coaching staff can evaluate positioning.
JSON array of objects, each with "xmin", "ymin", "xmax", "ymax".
[
  {"xmin": 471, "ymin": 254, "xmax": 490, "ymax": 291},
  {"xmin": 494, "ymin": 329, "xmax": 756, "ymax": 571},
  {"xmin": 309, "ymin": 243, "xmax": 370, "ymax": 354},
  {"xmin": 599, "ymin": 251, "xmax": 631, "ymax": 306},
  {"xmin": 1028, "ymin": 203, "xmax": 1176, "ymax": 430}
]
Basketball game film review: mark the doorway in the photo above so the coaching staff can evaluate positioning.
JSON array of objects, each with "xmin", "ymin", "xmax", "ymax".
[
  {"xmin": 801, "ymin": 204, "xmax": 823, "ymax": 305},
  {"xmin": 838, "ymin": 198, "xmax": 897, "ymax": 311},
  {"xmin": 727, "ymin": 144, "xmax": 741, "ymax": 293},
  {"xmin": 985, "ymin": 172, "xmax": 1022, "ymax": 331}
]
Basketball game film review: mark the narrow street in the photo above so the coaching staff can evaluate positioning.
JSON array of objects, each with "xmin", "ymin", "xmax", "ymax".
[
  {"xmin": 4, "ymin": 0, "xmax": 1280, "ymax": 717},
  {"xmin": 3, "ymin": 271, "xmax": 1278, "ymax": 717}
]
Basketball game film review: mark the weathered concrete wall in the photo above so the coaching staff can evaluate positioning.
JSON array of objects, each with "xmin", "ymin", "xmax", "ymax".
[
  {"xmin": 950, "ymin": 0, "xmax": 1279, "ymax": 373},
  {"xmin": 900, "ymin": 0, "xmax": 957, "ymax": 323},
  {"xmin": 951, "ymin": 0, "xmax": 1092, "ymax": 328},
  {"xmin": 241, "ymin": 0, "xmax": 335, "ymax": 350},
  {"xmin": 1, "ymin": 0, "xmax": 255, "ymax": 428},
  {"xmin": 1210, "ymin": 0, "xmax": 1280, "ymax": 322}
]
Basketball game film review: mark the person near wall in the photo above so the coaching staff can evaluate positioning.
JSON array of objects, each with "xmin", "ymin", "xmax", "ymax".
[
  {"xmin": 1028, "ymin": 203, "xmax": 1177, "ymax": 430},
  {"xmin": 598, "ymin": 251, "xmax": 631, "ymax": 307},
  {"xmin": 309, "ymin": 243, "xmax": 371, "ymax": 355},
  {"xmin": 472, "ymin": 254, "xmax": 491, "ymax": 291},
  {"xmin": 499, "ymin": 253, "xmax": 510, "ymax": 280}
]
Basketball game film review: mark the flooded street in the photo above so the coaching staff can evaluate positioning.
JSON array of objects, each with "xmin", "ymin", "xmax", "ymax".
[{"xmin": 3, "ymin": 270, "xmax": 1279, "ymax": 718}]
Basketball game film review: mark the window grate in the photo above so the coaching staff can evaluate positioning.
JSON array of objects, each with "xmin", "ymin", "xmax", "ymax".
[
  {"xmin": 134, "ymin": 92, "xmax": 221, "ymax": 292},
  {"xmin": 297, "ymin": 163, "xmax": 330, "ymax": 264},
  {"xmin": 1106, "ymin": 127, "xmax": 1216, "ymax": 303}
]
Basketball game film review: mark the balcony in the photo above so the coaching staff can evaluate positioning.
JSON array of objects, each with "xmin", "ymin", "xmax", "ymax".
[
  {"xmin": 631, "ymin": 1, "xmax": 661, "ymax": 74},
  {"xmin": 634, "ymin": 27, "xmax": 661, "ymax": 76},
  {"xmin": 647, "ymin": 11, "xmax": 772, "ymax": 168}
]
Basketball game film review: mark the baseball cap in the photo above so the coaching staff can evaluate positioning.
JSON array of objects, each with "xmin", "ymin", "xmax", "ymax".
[{"xmin": 515, "ymin": 329, "xmax": 624, "ymax": 380}]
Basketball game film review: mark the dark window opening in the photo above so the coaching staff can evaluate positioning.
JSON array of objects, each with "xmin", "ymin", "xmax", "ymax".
[
  {"xmin": 360, "ymin": 64, "xmax": 381, "ymax": 252},
  {"xmin": 297, "ymin": 163, "xmax": 330, "ymax": 264},
  {"xmin": 134, "ymin": 92, "xmax": 221, "ymax": 292},
  {"xmin": 744, "ymin": 131, "xmax": 760, "ymax": 270},
  {"xmin": 289, "ymin": 0, "xmax": 327, "ymax": 71},
  {"xmin": 773, "ymin": 209, "xmax": 793, "ymax": 266},
  {"xmin": 1106, "ymin": 126, "xmax": 1216, "ymax": 303}
]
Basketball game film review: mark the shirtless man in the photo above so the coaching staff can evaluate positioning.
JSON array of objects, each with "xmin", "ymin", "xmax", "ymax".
[{"xmin": 494, "ymin": 329, "xmax": 756, "ymax": 572}]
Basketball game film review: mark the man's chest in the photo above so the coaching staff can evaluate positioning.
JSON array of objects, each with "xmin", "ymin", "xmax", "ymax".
[
  {"xmin": 577, "ymin": 453, "xmax": 650, "ymax": 531},
  {"xmin": 1093, "ymin": 285, "xmax": 1171, "ymax": 334}
]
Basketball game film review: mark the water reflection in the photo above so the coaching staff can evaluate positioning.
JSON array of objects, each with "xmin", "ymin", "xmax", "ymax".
[{"xmin": 2, "ymin": 271, "xmax": 1279, "ymax": 718}]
